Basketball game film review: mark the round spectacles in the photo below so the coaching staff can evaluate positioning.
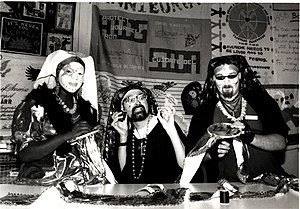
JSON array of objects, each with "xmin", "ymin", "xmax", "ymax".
[
  {"xmin": 215, "ymin": 74, "xmax": 238, "ymax": 80},
  {"xmin": 124, "ymin": 94, "xmax": 147, "ymax": 104}
]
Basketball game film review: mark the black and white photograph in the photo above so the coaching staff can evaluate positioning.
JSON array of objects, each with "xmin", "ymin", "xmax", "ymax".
[{"xmin": 0, "ymin": 2, "xmax": 299, "ymax": 209}]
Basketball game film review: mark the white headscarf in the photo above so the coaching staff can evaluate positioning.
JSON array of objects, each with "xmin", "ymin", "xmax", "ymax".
[{"xmin": 33, "ymin": 50, "xmax": 98, "ymax": 115}]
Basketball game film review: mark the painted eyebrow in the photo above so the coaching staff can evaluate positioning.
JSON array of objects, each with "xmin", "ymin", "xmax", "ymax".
[{"xmin": 215, "ymin": 72, "xmax": 237, "ymax": 76}]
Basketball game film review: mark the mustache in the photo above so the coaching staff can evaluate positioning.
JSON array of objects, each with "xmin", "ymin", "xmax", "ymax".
[{"xmin": 132, "ymin": 105, "xmax": 145, "ymax": 112}]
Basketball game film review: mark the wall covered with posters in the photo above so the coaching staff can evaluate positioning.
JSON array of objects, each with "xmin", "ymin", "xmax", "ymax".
[
  {"xmin": 0, "ymin": 2, "xmax": 299, "ymax": 145},
  {"xmin": 91, "ymin": 2, "xmax": 299, "ymax": 143},
  {"xmin": 0, "ymin": 2, "xmax": 76, "ymax": 56},
  {"xmin": 0, "ymin": 53, "xmax": 45, "ymax": 134},
  {"xmin": 90, "ymin": 2, "xmax": 211, "ymax": 136},
  {"xmin": 0, "ymin": 2, "xmax": 75, "ymax": 135},
  {"xmin": 211, "ymin": 3, "xmax": 299, "ymax": 85}
]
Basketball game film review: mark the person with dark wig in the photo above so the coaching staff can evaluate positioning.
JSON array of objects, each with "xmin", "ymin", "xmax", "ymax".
[
  {"xmin": 11, "ymin": 50, "xmax": 116, "ymax": 185},
  {"xmin": 104, "ymin": 82, "xmax": 186, "ymax": 183},
  {"xmin": 185, "ymin": 54, "xmax": 288, "ymax": 183}
]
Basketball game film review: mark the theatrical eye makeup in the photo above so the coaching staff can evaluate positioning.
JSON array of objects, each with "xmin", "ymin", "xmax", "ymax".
[
  {"xmin": 58, "ymin": 62, "xmax": 85, "ymax": 93},
  {"xmin": 215, "ymin": 74, "xmax": 238, "ymax": 80}
]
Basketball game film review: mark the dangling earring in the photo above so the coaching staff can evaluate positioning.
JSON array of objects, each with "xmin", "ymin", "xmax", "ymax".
[
  {"xmin": 55, "ymin": 82, "xmax": 60, "ymax": 94},
  {"xmin": 77, "ymin": 88, "xmax": 82, "ymax": 99}
]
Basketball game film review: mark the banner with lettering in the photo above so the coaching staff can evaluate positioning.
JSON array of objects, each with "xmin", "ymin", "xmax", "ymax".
[
  {"xmin": 147, "ymin": 16, "xmax": 208, "ymax": 80},
  {"xmin": 91, "ymin": 4, "xmax": 211, "ymax": 81},
  {"xmin": 211, "ymin": 3, "xmax": 274, "ymax": 84},
  {"xmin": 95, "ymin": 2, "xmax": 211, "ymax": 18},
  {"xmin": 91, "ymin": 3, "xmax": 211, "ymax": 135},
  {"xmin": 0, "ymin": 52, "xmax": 45, "ymax": 135},
  {"xmin": 273, "ymin": 9, "xmax": 299, "ymax": 84}
]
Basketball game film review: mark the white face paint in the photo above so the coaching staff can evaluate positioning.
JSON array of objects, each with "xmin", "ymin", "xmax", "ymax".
[
  {"xmin": 58, "ymin": 62, "xmax": 84, "ymax": 93},
  {"xmin": 213, "ymin": 64, "xmax": 241, "ymax": 101}
]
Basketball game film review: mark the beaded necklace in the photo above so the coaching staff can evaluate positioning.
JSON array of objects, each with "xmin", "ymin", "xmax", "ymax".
[
  {"xmin": 217, "ymin": 97, "xmax": 247, "ymax": 122},
  {"xmin": 220, "ymin": 95, "xmax": 242, "ymax": 117},
  {"xmin": 53, "ymin": 93, "xmax": 77, "ymax": 114},
  {"xmin": 131, "ymin": 115, "xmax": 151, "ymax": 180}
]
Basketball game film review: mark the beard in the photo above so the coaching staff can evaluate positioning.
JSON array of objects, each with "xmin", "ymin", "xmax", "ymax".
[
  {"xmin": 131, "ymin": 105, "xmax": 149, "ymax": 122},
  {"xmin": 221, "ymin": 85, "xmax": 234, "ymax": 99}
]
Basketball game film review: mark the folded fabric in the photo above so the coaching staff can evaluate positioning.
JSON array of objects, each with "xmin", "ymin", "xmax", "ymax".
[
  {"xmin": 180, "ymin": 129, "xmax": 249, "ymax": 184},
  {"xmin": 58, "ymin": 183, "xmax": 188, "ymax": 206}
]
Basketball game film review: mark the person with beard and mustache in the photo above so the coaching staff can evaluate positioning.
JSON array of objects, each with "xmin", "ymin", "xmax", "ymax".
[
  {"xmin": 104, "ymin": 82, "xmax": 186, "ymax": 183},
  {"xmin": 185, "ymin": 55, "xmax": 289, "ymax": 183}
]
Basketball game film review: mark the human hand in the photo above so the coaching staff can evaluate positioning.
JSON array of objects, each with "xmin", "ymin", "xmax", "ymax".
[
  {"xmin": 111, "ymin": 112, "xmax": 129, "ymax": 139},
  {"xmin": 209, "ymin": 140, "xmax": 231, "ymax": 159},
  {"xmin": 240, "ymin": 122, "xmax": 255, "ymax": 144},
  {"xmin": 71, "ymin": 121, "xmax": 92, "ymax": 138},
  {"xmin": 218, "ymin": 140, "xmax": 231, "ymax": 157},
  {"xmin": 157, "ymin": 105, "xmax": 176, "ymax": 132}
]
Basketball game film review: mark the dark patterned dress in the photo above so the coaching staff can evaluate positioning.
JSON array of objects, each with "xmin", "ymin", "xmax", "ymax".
[{"xmin": 11, "ymin": 85, "xmax": 105, "ymax": 185}]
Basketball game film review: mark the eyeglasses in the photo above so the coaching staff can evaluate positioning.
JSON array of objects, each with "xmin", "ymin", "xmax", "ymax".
[
  {"xmin": 215, "ymin": 74, "xmax": 238, "ymax": 80},
  {"xmin": 123, "ymin": 94, "xmax": 147, "ymax": 104}
]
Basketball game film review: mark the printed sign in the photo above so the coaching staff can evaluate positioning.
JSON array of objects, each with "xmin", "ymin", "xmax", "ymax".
[
  {"xmin": 1, "ymin": 17, "xmax": 43, "ymax": 55},
  {"xmin": 0, "ymin": 52, "xmax": 45, "ymax": 133},
  {"xmin": 273, "ymin": 10, "xmax": 299, "ymax": 84},
  {"xmin": 91, "ymin": 6, "xmax": 211, "ymax": 81}
]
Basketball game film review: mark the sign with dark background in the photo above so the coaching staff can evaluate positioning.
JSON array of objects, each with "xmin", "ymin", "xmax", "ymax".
[
  {"xmin": 0, "ymin": 2, "xmax": 75, "ymax": 56},
  {"xmin": 1, "ymin": 17, "xmax": 43, "ymax": 55}
]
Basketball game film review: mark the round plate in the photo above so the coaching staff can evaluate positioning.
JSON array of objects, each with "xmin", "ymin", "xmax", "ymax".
[{"xmin": 207, "ymin": 123, "xmax": 242, "ymax": 139}]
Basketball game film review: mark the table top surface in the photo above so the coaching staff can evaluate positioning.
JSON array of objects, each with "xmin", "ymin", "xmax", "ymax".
[{"xmin": 0, "ymin": 183, "xmax": 298, "ymax": 209}]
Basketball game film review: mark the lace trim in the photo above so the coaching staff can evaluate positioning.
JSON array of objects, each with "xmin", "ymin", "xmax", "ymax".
[{"xmin": 216, "ymin": 97, "xmax": 247, "ymax": 122}]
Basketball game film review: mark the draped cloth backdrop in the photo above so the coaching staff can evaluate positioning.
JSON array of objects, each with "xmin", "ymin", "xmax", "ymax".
[{"xmin": 78, "ymin": 3, "xmax": 212, "ymax": 136}]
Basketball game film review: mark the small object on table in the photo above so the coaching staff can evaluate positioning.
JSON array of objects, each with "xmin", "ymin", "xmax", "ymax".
[
  {"xmin": 189, "ymin": 192, "xmax": 214, "ymax": 201},
  {"xmin": 218, "ymin": 179, "xmax": 239, "ymax": 194},
  {"xmin": 220, "ymin": 190, "xmax": 229, "ymax": 204}
]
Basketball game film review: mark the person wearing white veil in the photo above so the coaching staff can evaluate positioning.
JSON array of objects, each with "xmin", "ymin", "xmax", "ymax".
[{"xmin": 12, "ymin": 50, "xmax": 116, "ymax": 185}]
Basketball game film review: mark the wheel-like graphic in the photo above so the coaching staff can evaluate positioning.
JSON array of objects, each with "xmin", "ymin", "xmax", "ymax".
[{"xmin": 228, "ymin": 3, "xmax": 269, "ymax": 42}]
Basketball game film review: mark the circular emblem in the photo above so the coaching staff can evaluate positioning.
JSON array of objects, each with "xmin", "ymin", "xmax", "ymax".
[{"xmin": 227, "ymin": 3, "xmax": 269, "ymax": 42}]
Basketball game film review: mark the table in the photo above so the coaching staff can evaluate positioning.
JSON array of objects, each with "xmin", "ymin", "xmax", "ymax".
[
  {"xmin": 0, "ymin": 150, "xmax": 18, "ymax": 184},
  {"xmin": 282, "ymin": 144, "xmax": 299, "ymax": 177},
  {"xmin": 0, "ymin": 183, "xmax": 298, "ymax": 209}
]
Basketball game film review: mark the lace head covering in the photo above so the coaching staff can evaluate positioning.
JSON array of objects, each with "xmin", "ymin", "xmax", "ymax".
[
  {"xmin": 33, "ymin": 50, "xmax": 98, "ymax": 114},
  {"xmin": 201, "ymin": 54, "xmax": 266, "ymax": 103},
  {"xmin": 103, "ymin": 82, "xmax": 158, "ymax": 161}
]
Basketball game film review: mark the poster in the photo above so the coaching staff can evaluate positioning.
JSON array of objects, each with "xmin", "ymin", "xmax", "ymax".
[
  {"xmin": 0, "ymin": 17, "xmax": 43, "ymax": 55},
  {"xmin": 55, "ymin": 3, "xmax": 74, "ymax": 31},
  {"xmin": 23, "ymin": 2, "xmax": 46, "ymax": 19},
  {"xmin": 147, "ymin": 16, "xmax": 210, "ymax": 80},
  {"xmin": 93, "ymin": 9, "xmax": 148, "ymax": 77},
  {"xmin": 211, "ymin": 3, "xmax": 274, "ymax": 84},
  {"xmin": 96, "ymin": 2, "xmax": 211, "ymax": 18},
  {"xmin": 91, "ymin": 4, "xmax": 211, "ymax": 81},
  {"xmin": 273, "ymin": 10, "xmax": 299, "ymax": 84},
  {"xmin": 0, "ymin": 52, "xmax": 45, "ymax": 134},
  {"xmin": 46, "ymin": 33, "xmax": 73, "ymax": 55}
]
